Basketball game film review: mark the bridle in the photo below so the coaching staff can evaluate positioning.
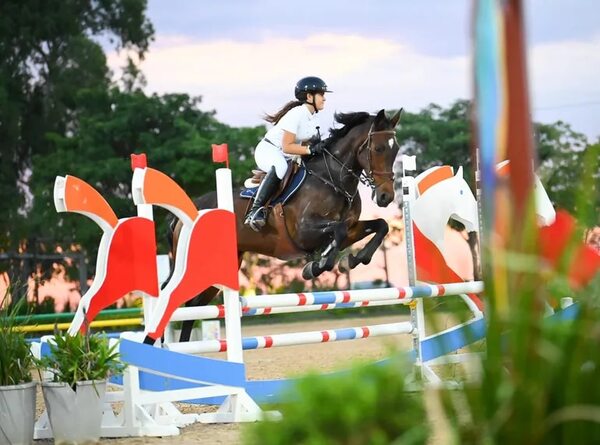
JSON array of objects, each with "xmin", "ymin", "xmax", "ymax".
[
  {"xmin": 356, "ymin": 123, "xmax": 398, "ymax": 188},
  {"xmin": 303, "ymin": 122, "xmax": 398, "ymax": 205}
]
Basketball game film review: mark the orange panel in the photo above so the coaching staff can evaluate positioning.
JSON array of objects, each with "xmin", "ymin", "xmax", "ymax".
[
  {"xmin": 413, "ymin": 224, "xmax": 483, "ymax": 310},
  {"xmin": 65, "ymin": 176, "xmax": 118, "ymax": 228},
  {"xmin": 143, "ymin": 168, "xmax": 198, "ymax": 221},
  {"xmin": 417, "ymin": 166, "xmax": 454, "ymax": 196}
]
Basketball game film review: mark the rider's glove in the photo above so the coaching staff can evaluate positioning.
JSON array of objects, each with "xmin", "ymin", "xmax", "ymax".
[{"xmin": 308, "ymin": 141, "xmax": 325, "ymax": 156}]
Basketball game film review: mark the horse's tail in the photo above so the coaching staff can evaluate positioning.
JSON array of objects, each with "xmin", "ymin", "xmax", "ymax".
[{"xmin": 160, "ymin": 216, "xmax": 178, "ymax": 291}]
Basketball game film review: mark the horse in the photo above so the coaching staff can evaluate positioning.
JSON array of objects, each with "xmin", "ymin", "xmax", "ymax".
[{"xmin": 169, "ymin": 109, "xmax": 403, "ymax": 342}]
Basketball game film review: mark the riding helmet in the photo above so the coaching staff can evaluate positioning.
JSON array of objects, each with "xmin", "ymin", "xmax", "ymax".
[{"xmin": 294, "ymin": 76, "xmax": 333, "ymax": 101}]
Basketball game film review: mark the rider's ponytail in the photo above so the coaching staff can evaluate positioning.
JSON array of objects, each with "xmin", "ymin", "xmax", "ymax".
[{"xmin": 264, "ymin": 100, "xmax": 303, "ymax": 124}]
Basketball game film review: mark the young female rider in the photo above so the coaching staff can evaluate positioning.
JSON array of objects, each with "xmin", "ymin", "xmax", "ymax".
[{"xmin": 244, "ymin": 76, "xmax": 332, "ymax": 231}]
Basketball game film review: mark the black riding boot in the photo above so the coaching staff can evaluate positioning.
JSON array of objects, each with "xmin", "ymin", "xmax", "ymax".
[{"xmin": 244, "ymin": 167, "xmax": 281, "ymax": 231}]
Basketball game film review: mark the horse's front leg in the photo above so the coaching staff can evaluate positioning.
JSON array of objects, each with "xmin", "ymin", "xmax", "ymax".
[
  {"xmin": 339, "ymin": 218, "xmax": 389, "ymax": 272},
  {"xmin": 302, "ymin": 221, "xmax": 347, "ymax": 280}
]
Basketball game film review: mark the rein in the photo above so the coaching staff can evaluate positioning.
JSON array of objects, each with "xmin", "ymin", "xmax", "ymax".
[{"xmin": 303, "ymin": 126, "xmax": 398, "ymax": 205}]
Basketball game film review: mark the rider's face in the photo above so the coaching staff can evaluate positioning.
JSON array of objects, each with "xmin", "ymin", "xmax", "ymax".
[{"xmin": 308, "ymin": 93, "xmax": 326, "ymax": 111}]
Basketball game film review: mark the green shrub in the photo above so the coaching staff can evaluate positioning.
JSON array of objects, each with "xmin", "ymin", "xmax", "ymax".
[
  {"xmin": 0, "ymin": 296, "xmax": 35, "ymax": 385},
  {"xmin": 439, "ymin": 147, "xmax": 600, "ymax": 445},
  {"xmin": 37, "ymin": 332, "xmax": 123, "ymax": 389},
  {"xmin": 244, "ymin": 357, "xmax": 429, "ymax": 445},
  {"xmin": 439, "ymin": 278, "xmax": 600, "ymax": 445}
]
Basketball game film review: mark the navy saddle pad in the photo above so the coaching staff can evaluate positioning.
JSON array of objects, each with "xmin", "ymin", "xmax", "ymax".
[{"xmin": 240, "ymin": 166, "xmax": 307, "ymax": 205}]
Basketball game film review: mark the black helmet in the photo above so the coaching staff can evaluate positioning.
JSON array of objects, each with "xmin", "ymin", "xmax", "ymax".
[{"xmin": 294, "ymin": 76, "xmax": 332, "ymax": 101}]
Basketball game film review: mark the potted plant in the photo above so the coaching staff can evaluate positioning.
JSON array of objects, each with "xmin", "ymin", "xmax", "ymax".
[
  {"xmin": 0, "ymin": 295, "xmax": 37, "ymax": 445},
  {"xmin": 37, "ymin": 330, "xmax": 122, "ymax": 444}
]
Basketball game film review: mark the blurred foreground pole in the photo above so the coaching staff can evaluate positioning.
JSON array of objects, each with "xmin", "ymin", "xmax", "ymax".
[{"xmin": 473, "ymin": 0, "xmax": 542, "ymax": 318}]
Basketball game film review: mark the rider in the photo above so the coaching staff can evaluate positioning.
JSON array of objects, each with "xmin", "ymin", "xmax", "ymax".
[{"xmin": 244, "ymin": 76, "xmax": 332, "ymax": 231}]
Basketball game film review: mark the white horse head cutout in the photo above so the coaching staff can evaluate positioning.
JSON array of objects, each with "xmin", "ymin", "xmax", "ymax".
[
  {"xmin": 496, "ymin": 160, "xmax": 555, "ymax": 226},
  {"xmin": 412, "ymin": 165, "xmax": 479, "ymax": 257}
]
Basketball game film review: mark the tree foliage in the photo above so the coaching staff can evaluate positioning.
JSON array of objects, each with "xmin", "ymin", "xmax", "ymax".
[
  {"xmin": 28, "ymin": 88, "xmax": 262, "ymax": 265},
  {"xmin": 0, "ymin": 0, "xmax": 154, "ymax": 253},
  {"xmin": 535, "ymin": 122, "xmax": 598, "ymax": 226},
  {"xmin": 0, "ymin": 2, "xmax": 596, "ymax": 291},
  {"xmin": 393, "ymin": 100, "xmax": 598, "ymax": 222},
  {"xmin": 395, "ymin": 100, "xmax": 473, "ymax": 175},
  {"xmin": 0, "ymin": 0, "xmax": 264, "ymax": 282}
]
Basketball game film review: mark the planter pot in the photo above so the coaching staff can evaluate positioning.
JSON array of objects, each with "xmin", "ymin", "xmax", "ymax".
[
  {"xmin": 0, "ymin": 381, "xmax": 37, "ymax": 445},
  {"xmin": 41, "ymin": 380, "xmax": 106, "ymax": 444}
]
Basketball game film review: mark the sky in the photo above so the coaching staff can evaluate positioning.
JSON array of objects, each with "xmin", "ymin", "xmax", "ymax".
[{"xmin": 107, "ymin": 0, "xmax": 600, "ymax": 140}]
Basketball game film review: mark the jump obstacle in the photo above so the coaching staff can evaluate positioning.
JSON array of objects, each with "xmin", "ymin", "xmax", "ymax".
[{"xmin": 32, "ymin": 149, "xmax": 575, "ymax": 439}]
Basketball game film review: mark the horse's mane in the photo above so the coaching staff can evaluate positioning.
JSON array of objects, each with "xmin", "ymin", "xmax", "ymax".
[{"xmin": 326, "ymin": 112, "xmax": 371, "ymax": 147}]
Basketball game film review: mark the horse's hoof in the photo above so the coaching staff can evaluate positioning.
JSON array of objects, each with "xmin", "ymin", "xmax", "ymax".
[
  {"xmin": 338, "ymin": 255, "xmax": 350, "ymax": 273},
  {"xmin": 302, "ymin": 262, "xmax": 317, "ymax": 280},
  {"xmin": 143, "ymin": 336, "xmax": 157, "ymax": 345}
]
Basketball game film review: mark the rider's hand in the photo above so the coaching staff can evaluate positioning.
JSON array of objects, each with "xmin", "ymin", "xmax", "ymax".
[{"xmin": 309, "ymin": 141, "xmax": 325, "ymax": 156}]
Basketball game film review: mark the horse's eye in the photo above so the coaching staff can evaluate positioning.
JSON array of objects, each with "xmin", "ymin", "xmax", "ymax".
[{"xmin": 375, "ymin": 145, "xmax": 385, "ymax": 153}]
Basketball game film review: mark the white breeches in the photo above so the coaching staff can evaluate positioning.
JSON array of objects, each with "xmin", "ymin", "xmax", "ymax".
[{"xmin": 254, "ymin": 140, "xmax": 289, "ymax": 180}]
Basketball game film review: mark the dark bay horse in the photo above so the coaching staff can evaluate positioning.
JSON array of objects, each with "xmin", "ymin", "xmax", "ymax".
[{"xmin": 170, "ymin": 109, "xmax": 402, "ymax": 341}]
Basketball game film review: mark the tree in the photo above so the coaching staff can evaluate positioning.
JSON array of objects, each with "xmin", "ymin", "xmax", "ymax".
[
  {"xmin": 0, "ymin": 0, "xmax": 154, "ymax": 257},
  {"xmin": 396, "ymin": 100, "xmax": 598, "ymax": 213},
  {"xmin": 27, "ymin": 88, "xmax": 263, "ymax": 275},
  {"xmin": 535, "ymin": 122, "xmax": 598, "ymax": 223},
  {"xmin": 392, "ymin": 100, "xmax": 598, "ymax": 229},
  {"xmin": 395, "ymin": 100, "xmax": 472, "ymax": 175}
]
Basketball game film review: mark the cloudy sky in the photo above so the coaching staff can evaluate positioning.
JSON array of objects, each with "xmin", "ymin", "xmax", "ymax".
[{"xmin": 108, "ymin": 0, "xmax": 600, "ymax": 140}]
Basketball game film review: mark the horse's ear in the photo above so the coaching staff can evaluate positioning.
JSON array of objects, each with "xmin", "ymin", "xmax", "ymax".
[
  {"xmin": 390, "ymin": 108, "xmax": 403, "ymax": 128},
  {"xmin": 456, "ymin": 166, "xmax": 464, "ymax": 178},
  {"xmin": 372, "ymin": 109, "xmax": 386, "ymax": 129}
]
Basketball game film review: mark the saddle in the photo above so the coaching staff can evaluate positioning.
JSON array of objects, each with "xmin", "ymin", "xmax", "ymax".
[
  {"xmin": 240, "ymin": 159, "xmax": 306, "ymax": 206},
  {"xmin": 240, "ymin": 160, "xmax": 309, "ymax": 259},
  {"xmin": 244, "ymin": 160, "xmax": 299, "ymax": 196}
]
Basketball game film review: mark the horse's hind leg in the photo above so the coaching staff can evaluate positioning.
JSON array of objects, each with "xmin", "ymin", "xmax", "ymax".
[
  {"xmin": 302, "ymin": 222, "xmax": 347, "ymax": 279},
  {"xmin": 339, "ymin": 218, "xmax": 389, "ymax": 272},
  {"xmin": 179, "ymin": 286, "xmax": 221, "ymax": 342}
]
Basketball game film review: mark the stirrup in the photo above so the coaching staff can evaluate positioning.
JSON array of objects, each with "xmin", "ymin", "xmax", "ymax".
[{"xmin": 245, "ymin": 207, "xmax": 266, "ymax": 232}]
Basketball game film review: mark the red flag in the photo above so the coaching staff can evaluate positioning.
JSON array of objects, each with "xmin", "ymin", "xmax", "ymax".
[
  {"xmin": 212, "ymin": 143, "xmax": 229, "ymax": 168},
  {"xmin": 130, "ymin": 153, "xmax": 147, "ymax": 170}
]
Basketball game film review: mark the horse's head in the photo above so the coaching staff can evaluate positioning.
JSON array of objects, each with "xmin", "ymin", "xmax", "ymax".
[
  {"xmin": 323, "ymin": 109, "xmax": 402, "ymax": 208},
  {"xmin": 357, "ymin": 109, "xmax": 403, "ymax": 207}
]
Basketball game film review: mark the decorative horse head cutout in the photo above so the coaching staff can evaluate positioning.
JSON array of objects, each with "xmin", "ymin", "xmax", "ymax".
[
  {"xmin": 411, "ymin": 165, "xmax": 483, "ymax": 309},
  {"xmin": 413, "ymin": 165, "xmax": 479, "ymax": 257}
]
